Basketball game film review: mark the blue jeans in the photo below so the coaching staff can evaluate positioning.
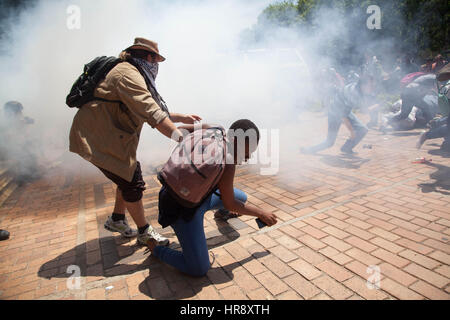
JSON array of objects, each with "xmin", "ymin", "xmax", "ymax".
[
  {"xmin": 154, "ymin": 188, "xmax": 247, "ymax": 277},
  {"xmin": 307, "ymin": 111, "xmax": 368, "ymax": 153}
]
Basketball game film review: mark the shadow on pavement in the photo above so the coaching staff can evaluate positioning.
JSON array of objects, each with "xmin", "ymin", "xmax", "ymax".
[
  {"xmin": 428, "ymin": 148, "xmax": 450, "ymax": 159},
  {"xmin": 37, "ymin": 237, "xmax": 155, "ymax": 280},
  {"xmin": 418, "ymin": 162, "xmax": 450, "ymax": 195},
  {"xmin": 138, "ymin": 251, "xmax": 270, "ymax": 300},
  {"xmin": 389, "ymin": 131, "xmax": 422, "ymax": 137},
  {"xmin": 35, "ymin": 218, "xmax": 267, "ymax": 300},
  {"xmin": 320, "ymin": 154, "xmax": 370, "ymax": 169},
  {"xmin": 37, "ymin": 222, "xmax": 246, "ymax": 284}
]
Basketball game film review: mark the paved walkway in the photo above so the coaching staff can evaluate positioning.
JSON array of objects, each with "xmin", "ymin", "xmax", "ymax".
[{"xmin": 0, "ymin": 116, "xmax": 449, "ymax": 300}]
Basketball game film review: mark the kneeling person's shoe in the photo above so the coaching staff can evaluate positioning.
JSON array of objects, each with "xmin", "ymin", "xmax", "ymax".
[
  {"xmin": 104, "ymin": 216, "xmax": 137, "ymax": 238},
  {"xmin": 138, "ymin": 226, "xmax": 169, "ymax": 247}
]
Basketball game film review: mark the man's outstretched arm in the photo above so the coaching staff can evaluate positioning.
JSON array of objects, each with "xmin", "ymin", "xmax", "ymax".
[
  {"xmin": 155, "ymin": 117, "xmax": 184, "ymax": 142},
  {"xmin": 218, "ymin": 164, "xmax": 278, "ymax": 226}
]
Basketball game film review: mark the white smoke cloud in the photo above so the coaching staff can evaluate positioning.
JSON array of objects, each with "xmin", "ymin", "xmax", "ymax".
[{"xmin": 0, "ymin": 0, "xmax": 401, "ymax": 178}]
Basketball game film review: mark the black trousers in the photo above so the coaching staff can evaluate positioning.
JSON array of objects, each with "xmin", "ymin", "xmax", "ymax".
[{"xmin": 97, "ymin": 162, "xmax": 146, "ymax": 202}]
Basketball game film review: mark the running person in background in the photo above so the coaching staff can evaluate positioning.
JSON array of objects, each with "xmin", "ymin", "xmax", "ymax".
[{"xmin": 301, "ymin": 75, "xmax": 375, "ymax": 155}]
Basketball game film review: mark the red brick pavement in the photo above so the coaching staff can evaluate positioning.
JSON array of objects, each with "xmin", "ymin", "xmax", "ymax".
[{"xmin": 0, "ymin": 115, "xmax": 449, "ymax": 300}]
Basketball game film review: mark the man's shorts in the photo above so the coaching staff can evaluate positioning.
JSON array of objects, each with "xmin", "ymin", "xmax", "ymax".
[{"xmin": 97, "ymin": 162, "xmax": 146, "ymax": 203}]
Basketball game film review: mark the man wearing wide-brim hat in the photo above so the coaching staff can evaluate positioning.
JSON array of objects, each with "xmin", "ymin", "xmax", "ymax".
[{"xmin": 70, "ymin": 37, "xmax": 202, "ymax": 247}]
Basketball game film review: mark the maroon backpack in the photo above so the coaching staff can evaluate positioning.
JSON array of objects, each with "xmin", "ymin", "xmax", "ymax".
[{"xmin": 157, "ymin": 127, "xmax": 227, "ymax": 208}]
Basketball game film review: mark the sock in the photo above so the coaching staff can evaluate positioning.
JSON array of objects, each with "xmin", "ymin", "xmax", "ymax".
[
  {"xmin": 138, "ymin": 224, "xmax": 149, "ymax": 234},
  {"xmin": 111, "ymin": 213, "xmax": 125, "ymax": 222}
]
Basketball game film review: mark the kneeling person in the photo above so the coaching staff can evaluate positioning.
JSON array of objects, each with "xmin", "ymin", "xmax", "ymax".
[{"xmin": 148, "ymin": 120, "xmax": 278, "ymax": 277}]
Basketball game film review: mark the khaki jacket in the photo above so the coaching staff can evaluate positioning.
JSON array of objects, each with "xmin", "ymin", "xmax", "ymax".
[{"xmin": 69, "ymin": 62, "xmax": 168, "ymax": 182}]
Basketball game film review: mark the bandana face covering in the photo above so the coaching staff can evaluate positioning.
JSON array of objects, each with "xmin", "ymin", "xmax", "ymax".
[
  {"xmin": 148, "ymin": 62, "xmax": 159, "ymax": 80},
  {"xmin": 128, "ymin": 57, "xmax": 170, "ymax": 115}
]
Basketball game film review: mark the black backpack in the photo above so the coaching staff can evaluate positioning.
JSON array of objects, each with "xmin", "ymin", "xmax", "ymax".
[{"xmin": 66, "ymin": 56, "xmax": 122, "ymax": 108}]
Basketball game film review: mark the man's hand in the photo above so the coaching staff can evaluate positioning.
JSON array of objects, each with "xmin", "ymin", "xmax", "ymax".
[
  {"xmin": 144, "ymin": 238, "xmax": 157, "ymax": 255},
  {"xmin": 170, "ymin": 113, "xmax": 202, "ymax": 124},
  {"xmin": 180, "ymin": 114, "xmax": 202, "ymax": 124},
  {"xmin": 258, "ymin": 211, "xmax": 278, "ymax": 227}
]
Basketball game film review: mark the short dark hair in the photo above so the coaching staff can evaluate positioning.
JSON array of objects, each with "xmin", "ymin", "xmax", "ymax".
[{"xmin": 229, "ymin": 119, "xmax": 260, "ymax": 143}]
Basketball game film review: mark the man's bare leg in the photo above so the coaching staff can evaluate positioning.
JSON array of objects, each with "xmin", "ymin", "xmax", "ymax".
[
  {"xmin": 125, "ymin": 199, "xmax": 159, "ymax": 248},
  {"xmin": 113, "ymin": 188, "xmax": 126, "ymax": 215},
  {"xmin": 124, "ymin": 198, "xmax": 148, "ymax": 228},
  {"xmin": 105, "ymin": 188, "xmax": 145, "ymax": 239},
  {"xmin": 114, "ymin": 188, "xmax": 166, "ymax": 247},
  {"xmin": 114, "ymin": 187, "xmax": 147, "ymax": 228}
]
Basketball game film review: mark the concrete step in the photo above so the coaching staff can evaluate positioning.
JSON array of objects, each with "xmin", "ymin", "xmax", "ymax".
[
  {"xmin": 0, "ymin": 180, "xmax": 17, "ymax": 207},
  {"xmin": 0, "ymin": 161, "xmax": 17, "ymax": 207}
]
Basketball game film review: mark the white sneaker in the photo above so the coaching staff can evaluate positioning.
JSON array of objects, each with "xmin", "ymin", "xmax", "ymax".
[
  {"xmin": 104, "ymin": 216, "xmax": 137, "ymax": 238},
  {"xmin": 137, "ymin": 226, "xmax": 169, "ymax": 247}
]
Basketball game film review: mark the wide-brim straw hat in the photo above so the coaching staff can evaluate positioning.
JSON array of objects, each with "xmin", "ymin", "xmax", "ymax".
[{"xmin": 125, "ymin": 37, "xmax": 166, "ymax": 62}]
